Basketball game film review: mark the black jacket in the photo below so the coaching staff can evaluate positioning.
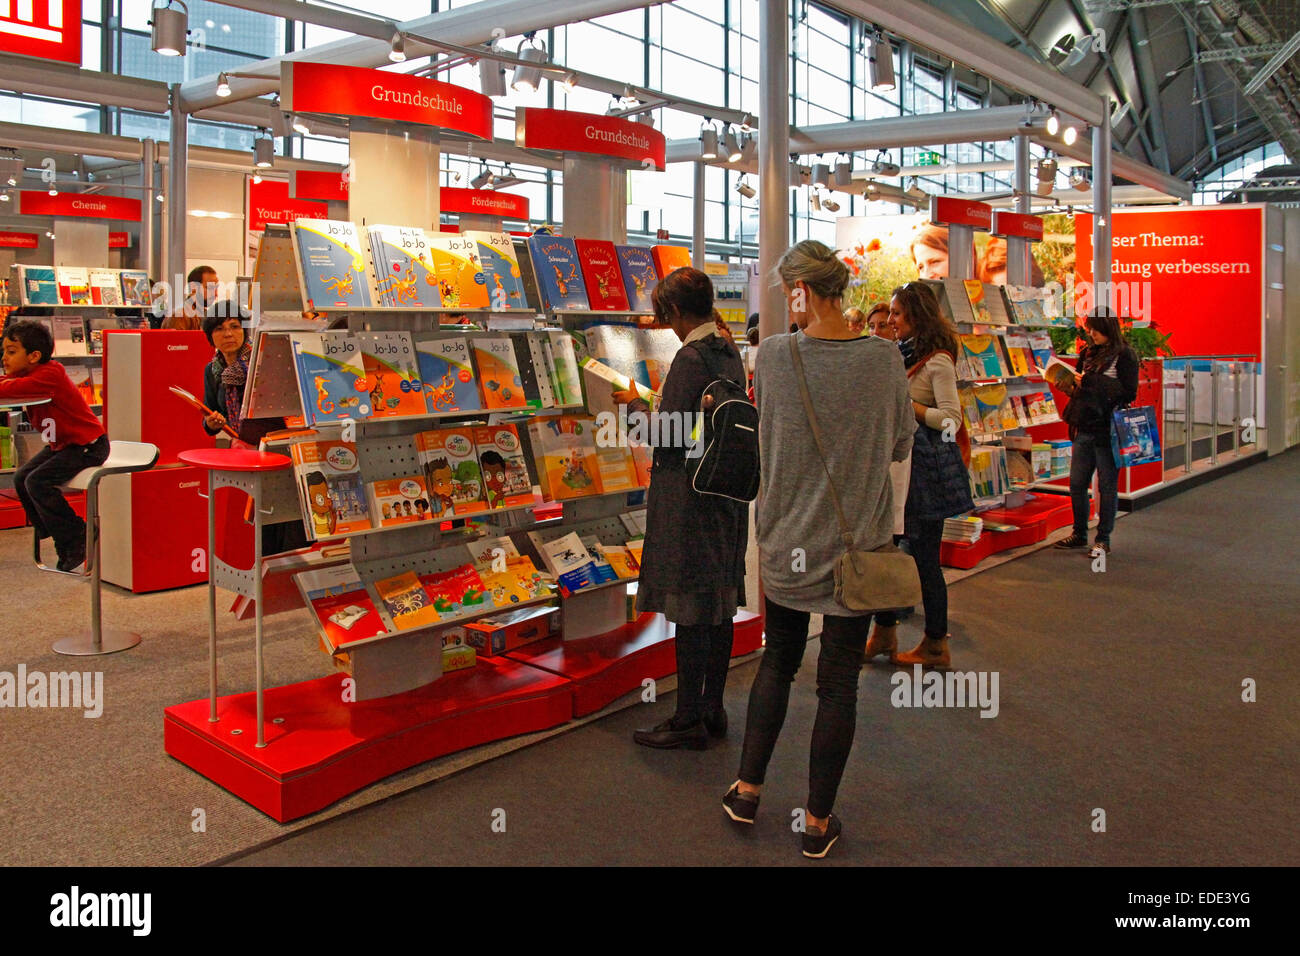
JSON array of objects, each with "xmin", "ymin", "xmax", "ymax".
[
  {"xmin": 636, "ymin": 335, "xmax": 748, "ymax": 596},
  {"xmin": 203, "ymin": 362, "xmax": 282, "ymax": 445},
  {"xmin": 1063, "ymin": 343, "xmax": 1140, "ymax": 438}
]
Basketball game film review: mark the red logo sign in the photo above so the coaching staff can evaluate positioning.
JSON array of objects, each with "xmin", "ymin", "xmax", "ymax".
[
  {"xmin": 515, "ymin": 108, "xmax": 666, "ymax": 171},
  {"xmin": 440, "ymin": 187, "xmax": 529, "ymax": 221},
  {"xmin": 17, "ymin": 191, "xmax": 141, "ymax": 221},
  {"xmin": 109, "ymin": 231, "xmax": 129, "ymax": 248},
  {"xmin": 246, "ymin": 178, "xmax": 328, "ymax": 232},
  {"xmin": 991, "ymin": 211, "xmax": 1044, "ymax": 242},
  {"xmin": 291, "ymin": 170, "xmax": 349, "ymax": 202},
  {"xmin": 282, "ymin": 63, "xmax": 493, "ymax": 140},
  {"xmin": 0, "ymin": 0, "xmax": 80, "ymax": 65},
  {"xmin": 0, "ymin": 230, "xmax": 39, "ymax": 249},
  {"xmin": 929, "ymin": 196, "xmax": 993, "ymax": 230}
]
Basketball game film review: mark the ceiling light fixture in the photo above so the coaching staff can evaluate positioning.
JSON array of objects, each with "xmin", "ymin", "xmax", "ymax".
[
  {"xmin": 905, "ymin": 177, "xmax": 926, "ymax": 200},
  {"xmin": 150, "ymin": 0, "xmax": 189, "ymax": 57},
  {"xmin": 389, "ymin": 32, "xmax": 407, "ymax": 63},
  {"xmin": 291, "ymin": 114, "xmax": 311, "ymax": 136},
  {"xmin": 736, "ymin": 177, "xmax": 756, "ymax": 199},
  {"xmin": 739, "ymin": 113, "xmax": 756, "ymax": 134},
  {"xmin": 723, "ymin": 127, "xmax": 743, "ymax": 163},
  {"xmin": 811, "ymin": 190, "xmax": 822, "ymax": 212},
  {"xmin": 512, "ymin": 34, "xmax": 547, "ymax": 93},
  {"xmin": 253, "ymin": 133, "xmax": 274, "ymax": 169},
  {"xmin": 867, "ymin": 33, "xmax": 895, "ymax": 92},
  {"xmin": 700, "ymin": 121, "xmax": 718, "ymax": 161},
  {"xmin": 811, "ymin": 159, "xmax": 831, "ymax": 189},
  {"xmin": 865, "ymin": 181, "xmax": 880, "ymax": 201},
  {"xmin": 479, "ymin": 45, "xmax": 508, "ymax": 98},
  {"xmin": 216, "ymin": 72, "xmax": 231, "ymax": 97},
  {"xmin": 834, "ymin": 158, "xmax": 853, "ymax": 188},
  {"xmin": 638, "ymin": 112, "xmax": 655, "ymax": 128},
  {"xmin": 562, "ymin": 72, "xmax": 579, "ymax": 92},
  {"xmin": 1069, "ymin": 170, "xmax": 1089, "ymax": 191},
  {"xmin": 48, "ymin": 186, "xmax": 58, "ymax": 196},
  {"xmin": 822, "ymin": 196, "xmax": 840, "ymax": 212},
  {"xmin": 1062, "ymin": 124, "xmax": 1078, "ymax": 146},
  {"xmin": 789, "ymin": 158, "xmax": 804, "ymax": 188},
  {"xmin": 0, "ymin": 192, "xmax": 8, "ymax": 202},
  {"xmin": 1046, "ymin": 109, "xmax": 1060, "ymax": 136}
]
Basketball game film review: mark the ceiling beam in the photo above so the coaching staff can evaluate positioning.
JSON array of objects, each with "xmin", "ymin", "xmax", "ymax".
[
  {"xmin": 202, "ymin": 0, "xmax": 394, "ymax": 41},
  {"xmin": 1184, "ymin": 18, "xmax": 1218, "ymax": 172}
]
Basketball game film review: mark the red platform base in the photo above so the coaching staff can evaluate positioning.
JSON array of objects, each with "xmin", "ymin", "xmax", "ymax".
[
  {"xmin": 732, "ymin": 609, "xmax": 763, "ymax": 656},
  {"xmin": 164, "ymin": 657, "xmax": 573, "ymax": 822},
  {"xmin": 0, "ymin": 493, "xmax": 26, "ymax": 530},
  {"xmin": 940, "ymin": 494, "xmax": 1079, "ymax": 569}
]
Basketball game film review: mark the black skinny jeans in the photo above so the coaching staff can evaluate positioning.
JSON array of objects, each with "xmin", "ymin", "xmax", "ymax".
[
  {"xmin": 872, "ymin": 518, "xmax": 947, "ymax": 637},
  {"xmin": 673, "ymin": 621, "xmax": 734, "ymax": 723},
  {"xmin": 739, "ymin": 597, "xmax": 869, "ymax": 819},
  {"xmin": 14, "ymin": 435, "xmax": 109, "ymax": 552}
]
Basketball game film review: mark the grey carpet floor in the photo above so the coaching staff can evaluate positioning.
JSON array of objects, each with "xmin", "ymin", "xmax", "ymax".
[{"xmin": 227, "ymin": 450, "xmax": 1300, "ymax": 867}]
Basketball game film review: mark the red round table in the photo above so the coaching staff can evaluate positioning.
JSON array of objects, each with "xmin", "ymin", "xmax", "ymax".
[{"xmin": 179, "ymin": 447, "xmax": 292, "ymax": 749}]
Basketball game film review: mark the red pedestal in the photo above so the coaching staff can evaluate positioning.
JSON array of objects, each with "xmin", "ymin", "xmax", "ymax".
[
  {"xmin": 940, "ymin": 494, "xmax": 1080, "ymax": 569},
  {"xmin": 99, "ymin": 464, "xmax": 211, "ymax": 592},
  {"xmin": 731, "ymin": 609, "xmax": 763, "ymax": 656},
  {"xmin": 164, "ymin": 658, "xmax": 574, "ymax": 822}
]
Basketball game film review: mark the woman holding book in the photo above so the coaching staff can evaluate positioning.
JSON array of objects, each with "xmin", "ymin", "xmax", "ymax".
[
  {"xmin": 1053, "ymin": 311, "xmax": 1138, "ymax": 556},
  {"xmin": 621, "ymin": 268, "xmax": 749, "ymax": 752},
  {"xmin": 868, "ymin": 281, "xmax": 973, "ymax": 669},
  {"xmin": 723, "ymin": 241, "xmax": 913, "ymax": 858}
]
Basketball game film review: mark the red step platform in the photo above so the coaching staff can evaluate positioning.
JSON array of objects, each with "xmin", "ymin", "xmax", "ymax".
[
  {"xmin": 164, "ymin": 657, "xmax": 574, "ymax": 822},
  {"xmin": 0, "ymin": 491, "xmax": 26, "ymax": 529},
  {"xmin": 940, "ymin": 494, "xmax": 1080, "ymax": 569}
]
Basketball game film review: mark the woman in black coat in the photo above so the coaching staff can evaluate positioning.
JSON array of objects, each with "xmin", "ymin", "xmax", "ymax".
[
  {"xmin": 618, "ymin": 268, "xmax": 748, "ymax": 750},
  {"xmin": 200, "ymin": 302, "xmax": 282, "ymax": 447}
]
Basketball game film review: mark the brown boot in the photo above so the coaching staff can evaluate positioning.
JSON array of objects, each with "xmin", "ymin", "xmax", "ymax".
[
  {"xmin": 894, "ymin": 633, "xmax": 951, "ymax": 669},
  {"xmin": 863, "ymin": 623, "xmax": 898, "ymax": 663}
]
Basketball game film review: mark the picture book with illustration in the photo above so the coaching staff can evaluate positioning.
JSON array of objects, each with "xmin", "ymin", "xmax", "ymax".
[
  {"xmin": 368, "ymin": 225, "xmax": 443, "ymax": 308},
  {"xmin": 615, "ymin": 245, "xmax": 659, "ymax": 312},
  {"xmin": 478, "ymin": 555, "xmax": 549, "ymax": 609},
  {"xmin": 296, "ymin": 564, "xmax": 387, "ymax": 652},
  {"xmin": 464, "ymin": 231, "xmax": 528, "ymax": 310},
  {"xmin": 1002, "ymin": 331, "xmax": 1034, "ymax": 377},
  {"xmin": 528, "ymin": 234, "xmax": 591, "ymax": 311},
  {"xmin": 354, "ymin": 331, "xmax": 425, "ymax": 418},
  {"xmin": 289, "ymin": 439, "xmax": 372, "ymax": 539},
  {"xmin": 575, "ymin": 239, "xmax": 631, "ymax": 312},
  {"xmin": 959, "ymin": 334, "xmax": 1009, "ymax": 380},
  {"xmin": 120, "ymin": 270, "xmax": 153, "ymax": 307},
  {"xmin": 471, "ymin": 336, "xmax": 527, "ymax": 410},
  {"xmin": 293, "ymin": 219, "xmax": 373, "ymax": 310},
  {"xmin": 415, "ymin": 426, "xmax": 487, "ymax": 516},
  {"xmin": 527, "ymin": 415, "xmax": 601, "ymax": 501},
  {"xmin": 88, "ymin": 269, "xmax": 122, "ymax": 306},
  {"xmin": 1027, "ymin": 331, "xmax": 1054, "ymax": 372},
  {"xmin": 538, "ymin": 532, "xmax": 600, "ymax": 594},
  {"xmin": 426, "ymin": 234, "xmax": 490, "ymax": 309},
  {"xmin": 412, "ymin": 334, "xmax": 481, "ymax": 415},
  {"xmin": 373, "ymin": 570, "xmax": 439, "ymax": 631},
  {"xmin": 290, "ymin": 331, "xmax": 372, "ymax": 425},
  {"xmin": 472, "ymin": 424, "xmax": 535, "ymax": 509},
  {"xmin": 368, "ymin": 474, "xmax": 433, "ymax": 527},
  {"xmin": 579, "ymin": 535, "xmax": 619, "ymax": 585},
  {"xmin": 55, "ymin": 267, "xmax": 90, "ymax": 305},
  {"xmin": 418, "ymin": 564, "xmax": 489, "ymax": 618}
]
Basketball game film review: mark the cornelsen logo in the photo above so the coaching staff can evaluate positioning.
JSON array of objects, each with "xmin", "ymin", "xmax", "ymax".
[
  {"xmin": 50, "ymin": 886, "xmax": 151, "ymax": 936},
  {"xmin": 890, "ymin": 664, "xmax": 999, "ymax": 718},
  {"xmin": 0, "ymin": 666, "xmax": 103, "ymax": 718}
]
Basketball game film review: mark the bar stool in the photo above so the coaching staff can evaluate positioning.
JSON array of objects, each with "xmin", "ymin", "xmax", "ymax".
[
  {"xmin": 36, "ymin": 440, "xmax": 161, "ymax": 656},
  {"xmin": 178, "ymin": 447, "xmax": 292, "ymax": 749}
]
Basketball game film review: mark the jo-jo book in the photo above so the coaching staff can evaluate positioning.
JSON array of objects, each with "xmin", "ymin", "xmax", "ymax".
[
  {"xmin": 354, "ymin": 331, "xmax": 425, "ymax": 419},
  {"xmin": 368, "ymin": 225, "xmax": 443, "ymax": 308},
  {"xmin": 575, "ymin": 239, "xmax": 632, "ymax": 312},
  {"xmin": 528, "ymin": 234, "xmax": 591, "ymax": 311},
  {"xmin": 290, "ymin": 331, "xmax": 372, "ymax": 425},
  {"xmin": 293, "ymin": 219, "xmax": 373, "ymax": 310},
  {"xmin": 464, "ymin": 231, "xmax": 529, "ymax": 310},
  {"xmin": 472, "ymin": 336, "xmax": 527, "ymax": 410},
  {"xmin": 426, "ymin": 234, "xmax": 490, "ymax": 309},
  {"xmin": 413, "ymin": 334, "xmax": 481, "ymax": 415}
]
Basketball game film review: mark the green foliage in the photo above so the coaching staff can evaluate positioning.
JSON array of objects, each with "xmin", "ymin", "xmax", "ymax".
[{"xmin": 1125, "ymin": 324, "xmax": 1175, "ymax": 360}]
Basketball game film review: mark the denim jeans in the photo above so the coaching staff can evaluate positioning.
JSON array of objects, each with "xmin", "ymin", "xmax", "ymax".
[
  {"xmin": 1070, "ymin": 431, "xmax": 1118, "ymax": 541},
  {"xmin": 738, "ymin": 597, "xmax": 868, "ymax": 818}
]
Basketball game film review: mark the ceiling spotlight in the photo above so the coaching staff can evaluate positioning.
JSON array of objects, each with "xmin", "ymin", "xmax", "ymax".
[
  {"xmin": 150, "ymin": 0, "xmax": 189, "ymax": 57},
  {"xmin": 723, "ymin": 128, "xmax": 743, "ymax": 163},
  {"xmin": 736, "ymin": 177, "xmax": 756, "ymax": 199},
  {"xmin": 46, "ymin": 231, "xmax": 54, "ymax": 238},
  {"xmin": 811, "ymin": 160, "xmax": 831, "ymax": 188},
  {"xmin": 156, "ymin": 193, "xmax": 165, "ymax": 202},
  {"xmin": 389, "ymin": 32, "xmax": 406, "ymax": 63},
  {"xmin": 252, "ymin": 173, "xmax": 262, "ymax": 184},
  {"xmin": 253, "ymin": 134, "xmax": 274, "ymax": 169},
  {"xmin": 1063, "ymin": 124, "xmax": 1079, "ymax": 146},
  {"xmin": 789, "ymin": 159, "xmax": 804, "ymax": 188},
  {"xmin": 811, "ymin": 190, "xmax": 822, "ymax": 212},
  {"xmin": 1036, "ymin": 155, "xmax": 1058, "ymax": 184},
  {"xmin": 638, "ymin": 112, "xmax": 655, "ymax": 128},
  {"xmin": 1046, "ymin": 109, "xmax": 1060, "ymax": 136},
  {"xmin": 868, "ymin": 34, "xmax": 895, "ymax": 92},
  {"xmin": 48, "ymin": 186, "xmax": 58, "ymax": 196},
  {"xmin": 740, "ymin": 135, "xmax": 757, "ymax": 162},
  {"xmin": 834, "ymin": 159, "xmax": 853, "ymax": 188},
  {"xmin": 1069, "ymin": 170, "xmax": 1090, "ymax": 191},
  {"xmin": 865, "ymin": 181, "xmax": 880, "ymax": 200},
  {"xmin": 905, "ymin": 177, "xmax": 926, "ymax": 200},
  {"xmin": 739, "ymin": 112, "xmax": 756, "ymax": 134},
  {"xmin": 216, "ymin": 72, "xmax": 231, "ymax": 97},
  {"xmin": 291, "ymin": 114, "xmax": 311, "ymax": 136},
  {"xmin": 0, "ymin": 192, "xmax": 8, "ymax": 202},
  {"xmin": 1048, "ymin": 34, "xmax": 1076, "ymax": 68},
  {"xmin": 700, "ymin": 123, "xmax": 718, "ymax": 161},
  {"xmin": 479, "ymin": 47, "xmax": 508, "ymax": 97},
  {"xmin": 822, "ymin": 197, "xmax": 840, "ymax": 212},
  {"xmin": 471, "ymin": 166, "xmax": 495, "ymax": 189},
  {"xmin": 512, "ymin": 35, "xmax": 547, "ymax": 93},
  {"xmin": 870, "ymin": 156, "xmax": 901, "ymax": 177},
  {"xmin": 605, "ymin": 97, "xmax": 622, "ymax": 115},
  {"xmin": 562, "ymin": 72, "xmax": 579, "ymax": 92}
]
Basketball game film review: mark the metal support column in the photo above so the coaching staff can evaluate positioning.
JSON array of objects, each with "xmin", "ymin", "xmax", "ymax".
[
  {"xmin": 1007, "ymin": 132, "xmax": 1031, "ymax": 286},
  {"xmin": 1184, "ymin": 369, "xmax": 1195, "ymax": 474},
  {"xmin": 140, "ymin": 138, "xmax": 157, "ymax": 278},
  {"xmin": 692, "ymin": 160, "xmax": 706, "ymax": 269},
  {"xmin": 1091, "ymin": 93, "xmax": 1112, "ymax": 316},
  {"xmin": 758, "ymin": 0, "xmax": 789, "ymax": 342},
  {"xmin": 1209, "ymin": 362, "xmax": 1219, "ymax": 465},
  {"xmin": 166, "ymin": 86, "xmax": 188, "ymax": 316}
]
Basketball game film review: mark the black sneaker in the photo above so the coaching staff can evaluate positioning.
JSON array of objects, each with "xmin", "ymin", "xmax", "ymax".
[
  {"xmin": 632, "ymin": 716, "xmax": 707, "ymax": 750},
  {"xmin": 722, "ymin": 782, "xmax": 759, "ymax": 824},
  {"xmin": 702, "ymin": 707, "xmax": 728, "ymax": 739},
  {"xmin": 802, "ymin": 814, "xmax": 842, "ymax": 859},
  {"xmin": 56, "ymin": 541, "xmax": 87, "ymax": 573},
  {"xmin": 1053, "ymin": 533, "xmax": 1088, "ymax": 550}
]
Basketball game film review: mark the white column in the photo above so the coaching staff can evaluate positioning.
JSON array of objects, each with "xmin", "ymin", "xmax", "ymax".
[{"xmin": 758, "ymin": 0, "xmax": 789, "ymax": 341}]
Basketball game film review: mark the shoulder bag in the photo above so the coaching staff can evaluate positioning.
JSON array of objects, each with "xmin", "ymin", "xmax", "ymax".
[{"xmin": 787, "ymin": 335, "xmax": 922, "ymax": 613}]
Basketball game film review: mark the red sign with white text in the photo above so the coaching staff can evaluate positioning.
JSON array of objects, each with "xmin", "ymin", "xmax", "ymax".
[
  {"xmin": 440, "ymin": 187, "xmax": 529, "ymax": 220},
  {"xmin": 0, "ymin": 0, "xmax": 81, "ymax": 64},
  {"xmin": 515, "ymin": 108, "xmax": 666, "ymax": 171},
  {"xmin": 109, "ymin": 231, "xmax": 129, "ymax": 248},
  {"xmin": 929, "ymin": 196, "xmax": 992, "ymax": 230},
  {"xmin": 1075, "ymin": 206, "xmax": 1264, "ymax": 358},
  {"xmin": 17, "ymin": 191, "xmax": 141, "ymax": 221},
  {"xmin": 291, "ymin": 170, "xmax": 349, "ymax": 202},
  {"xmin": 282, "ymin": 63, "xmax": 493, "ymax": 139},
  {"xmin": 246, "ymin": 178, "xmax": 328, "ymax": 232},
  {"xmin": 0, "ymin": 231, "xmax": 39, "ymax": 249},
  {"xmin": 991, "ymin": 211, "xmax": 1043, "ymax": 241}
]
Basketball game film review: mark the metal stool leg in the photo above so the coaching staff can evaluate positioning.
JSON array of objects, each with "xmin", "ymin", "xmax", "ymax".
[{"xmin": 53, "ymin": 477, "xmax": 142, "ymax": 656}]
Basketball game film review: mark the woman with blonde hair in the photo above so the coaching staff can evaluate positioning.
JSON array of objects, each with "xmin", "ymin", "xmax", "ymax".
[{"xmin": 722, "ymin": 240, "xmax": 914, "ymax": 858}]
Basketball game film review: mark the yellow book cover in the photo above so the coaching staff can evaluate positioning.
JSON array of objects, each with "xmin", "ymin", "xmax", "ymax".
[
  {"xmin": 626, "ymin": 537, "xmax": 644, "ymax": 566},
  {"xmin": 527, "ymin": 416, "xmax": 601, "ymax": 501},
  {"xmin": 600, "ymin": 545, "xmax": 638, "ymax": 579},
  {"xmin": 373, "ymin": 571, "xmax": 439, "ymax": 631},
  {"xmin": 592, "ymin": 440, "xmax": 639, "ymax": 494},
  {"xmin": 427, "ymin": 235, "xmax": 490, "ymax": 309},
  {"xmin": 442, "ymin": 644, "xmax": 477, "ymax": 673}
]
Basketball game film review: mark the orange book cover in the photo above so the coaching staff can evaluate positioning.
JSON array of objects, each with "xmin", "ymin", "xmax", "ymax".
[{"xmin": 651, "ymin": 244, "xmax": 692, "ymax": 278}]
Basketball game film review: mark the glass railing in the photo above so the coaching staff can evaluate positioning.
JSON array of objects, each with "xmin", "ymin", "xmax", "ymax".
[{"xmin": 1161, "ymin": 355, "xmax": 1260, "ymax": 473}]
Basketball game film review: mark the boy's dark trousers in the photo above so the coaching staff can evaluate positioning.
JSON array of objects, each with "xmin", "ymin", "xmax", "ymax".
[{"xmin": 14, "ymin": 435, "xmax": 110, "ymax": 556}]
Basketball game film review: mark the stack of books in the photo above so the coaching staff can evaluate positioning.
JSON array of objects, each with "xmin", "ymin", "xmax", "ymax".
[{"xmin": 942, "ymin": 516, "xmax": 983, "ymax": 544}]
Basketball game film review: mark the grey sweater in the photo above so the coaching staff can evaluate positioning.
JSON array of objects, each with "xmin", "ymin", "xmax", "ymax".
[{"xmin": 754, "ymin": 332, "xmax": 915, "ymax": 616}]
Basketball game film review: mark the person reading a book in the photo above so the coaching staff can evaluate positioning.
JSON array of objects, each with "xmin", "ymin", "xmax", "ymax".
[
  {"xmin": 198, "ymin": 301, "xmax": 285, "ymax": 447},
  {"xmin": 1053, "ymin": 311, "xmax": 1138, "ymax": 557},
  {"xmin": 1, "ymin": 320, "xmax": 109, "ymax": 571},
  {"xmin": 620, "ymin": 267, "xmax": 748, "ymax": 753},
  {"xmin": 723, "ymin": 241, "xmax": 913, "ymax": 859}
]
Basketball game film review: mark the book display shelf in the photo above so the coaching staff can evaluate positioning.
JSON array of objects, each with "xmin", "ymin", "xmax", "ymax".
[{"xmin": 165, "ymin": 222, "xmax": 762, "ymax": 821}]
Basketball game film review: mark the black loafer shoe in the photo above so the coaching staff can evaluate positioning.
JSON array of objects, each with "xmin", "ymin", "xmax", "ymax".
[
  {"xmin": 722, "ymin": 782, "xmax": 759, "ymax": 824},
  {"xmin": 702, "ymin": 707, "xmax": 728, "ymax": 739},
  {"xmin": 802, "ymin": 814, "xmax": 842, "ymax": 859},
  {"xmin": 57, "ymin": 543, "xmax": 87, "ymax": 573},
  {"xmin": 633, "ymin": 716, "xmax": 707, "ymax": 750}
]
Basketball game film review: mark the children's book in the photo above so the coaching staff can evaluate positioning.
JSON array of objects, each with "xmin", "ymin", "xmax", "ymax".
[
  {"xmin": 55, "ymin": 267, "xmax": 90, "ymax": 305},
  {"xmin": 467, "ymin": 535, "xmax": 521, "ymax": 570},
  {"xmin": 615, "ymin": 245, "xmax": 659, "ymax": 312},
  {"xmin": 119, "ymin": 270, "xmax": 153, "ymax": 307},
  {"xmin": 17, "ymin": 266, "xmax": 57, "ymax": 305},
  {"xmin": 619, "ymin": 511, "xmax": 648, "ymax": 536},
  {"xmin": 368, "ymin": 225, "xmax": 443, "ymax": 308},
  {"xmin": 1027, "ymin": 331, "xmax": 1054, "ymax": 372},
  {"xmin": 478, "ymin": 555, "xmax": 549, "ymax": 608},
  {"xmin": 1005, "ymin": 285, "xmax": 1048, "ymax": 325},
  {"xmin": 427, "ymin": 234, "xmax": 490, "ymax": 309},
  {"xmin": 296, "ymin": 564, "xmax": 388, "ymax": 652},
  {"xmin": 629, "ymin": 442, "xmax": 652, "ymax": 487},
  {"xmin": 52, "ymin": 316, "xmax": 87, "ymax": 356},
  {"xmin": 292, "ymin": 219, "xmax": 373, "ymax": 310},
  {"xmin": 472, "ymin": 424, "xmax": 535, "ymax": 509},
  {"xmin": 354, "ymin": 331, "xmax": 425, "ymax": 419},
  {"xmin": 418, "ymin": 564, "xmax": 489, "ymax": 618},
  {"xmin": 538, "ymin": 532, "xmax": 599, "ymax": 594},
  {"xmin": 634, "ymin": 327, "xmax": 681, "ymax": 392},
  {"xmin": 575, "ymin": 239, "xmax": 631, "ymax": 312},
  {"xmin": 373, "ymin": 570, "xmax": 439, "ymax": 631},
  {"xmin": 592, "ymin": 436, "xmax": 639, "ymax": 495},
  {"xmin": 527, "ymin": 415, "xmax": 601, "ymax": 501},
  {"xmin": 290, "ymin": 331, "xmax": 372, "ymax": 425},
  {"xmin": 88, "ymin": 269, "xmax": 121, "ymax": 306},
  {"xmin": 1036, "ymin": 355, "xmax": 1078, "ymax": 392},
  {"xmin": 368, "ymin": 474, "xmax": 433, "ymax": 526},
  {"xmin": 527, "ymin": 234, "xmax": 590, "ymax": 311},
  {"xmin": 599, "ymin": 544, "xmax": 638, "ymax": 579},
  {"xmin": 1003, "ymin": 331, "xmax": 1034, "ymax": 377},
  {"xmin": 972, "ymin": 384, "xmax": 1009, "ymax": 439},
  {"xmin": 86, "ymin": 317, "xmax": 120, "ymax": 356},
  {"xmin": 962, "ymin": 279, "xmax": 992, "ymax": 325},
  {"xmin": 980, "ymin": 282, "xmax": 1011, "ymax": 325},
  {"xmin": 471, "ymin": 336, "xmax": 527, "ymax": 410},
  {"xmin": 289, "ymin": 439, "xmax": 372, "ymax": 539},
  {"xmin": 650, "ymin": 244, "xmax": 691, "ymax": 278},
  {"xmin": 464, "ymin": 231, "xmax": 528, "ymax": 310},
  {"xmin": 415, "ymin": 427, "xmax": 488, "ymax": 516},
  {"xmin": 579, "ymin": 535, "xmax": 619, "ymax": 584},
  {"xmin": 546, "ymin": 331, "xmax": 583, "ymax": 407},
  {"xmin": 959, "ymin": 334, "xmax": 1009, "ymax": 380},
  {"xmin": 412, "ymin": 334, "xmax": 481, "ymax": 415},
  {"xmin": 625, "ymin": 537, "xmax": 645, "ymax": 567}
]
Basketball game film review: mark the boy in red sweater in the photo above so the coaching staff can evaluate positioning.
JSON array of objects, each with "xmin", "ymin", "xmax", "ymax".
[{"xmin": 1, "ymin": 320, "xmax": 109, "ymax": 571}]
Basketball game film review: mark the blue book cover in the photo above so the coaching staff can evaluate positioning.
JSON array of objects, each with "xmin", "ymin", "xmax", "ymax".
[
  {"xmin": 1111, "ymin": 406, "xmax": 1161, "ymax": 467},
  {"xmin": 413, "ymin": 335, "xmax": 481, "ymax": 414},
  {"xmin": 291, "ymin": 331, "xmax": 372, "ymax": 425},
  {"xmin": 19, "ymin": 266, "xmax": 58, "ymax": 306},
  {"xmin": 615, "ymin": 245, "xmax": 658, "ymax": 313},
  {"xmin": 527, "ymin": 235, "xmax": 590, "ymax": 312},
  {"xmin": 293, "ymin": 219, "xmax": 373, "ymax": 310},
  {"xmin": 465, "ymin": 231, "xmax": 528, "ymax": 311},
  {"xmin": 368, "ymin": 226, "xmax": 443, "ymax": 308}
]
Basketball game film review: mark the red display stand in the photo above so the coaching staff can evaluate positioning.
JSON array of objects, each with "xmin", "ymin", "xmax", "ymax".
[
  {"xmin": 940, "ymin": 494, "xmax": 1081, "ymax": 569},
  {"xmin": 164, "ymin": 657, "xmax": 574, "ymax": 822}
]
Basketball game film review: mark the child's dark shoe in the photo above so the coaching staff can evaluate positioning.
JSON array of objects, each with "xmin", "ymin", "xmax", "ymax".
[{"xmin": 56, "ymin": 541, "xmax": 86, "ymax": 573}]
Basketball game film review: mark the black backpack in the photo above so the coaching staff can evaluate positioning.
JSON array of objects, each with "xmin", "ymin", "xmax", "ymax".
[{"xmin": 687, "ymin": 340, "xmax": 760, "ymax": 502}]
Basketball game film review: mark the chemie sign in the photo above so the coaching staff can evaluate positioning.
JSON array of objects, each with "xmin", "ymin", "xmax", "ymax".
[
  {"xmin": 0, "ymin": 0, "xmax": 81, "ymax": 64},
  {"xmin": 282, "ymin": 62, "xmax": 493, "ymax": 139},
  {"xmin": 17, "ymin": 192, "xmax": 141, "ymax": 221},
  {"xmin": 440, "ymin": 188, "xmax": 529, "ymax": 221},
  {"xmin": 515, "ymin": 108, "xmax": 666, "ymax": 171}
]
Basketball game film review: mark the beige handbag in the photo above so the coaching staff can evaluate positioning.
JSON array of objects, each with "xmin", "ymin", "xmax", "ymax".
[{"xmin": 787, "ymin": 335, "xmax": 922, "ymax": 613}]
